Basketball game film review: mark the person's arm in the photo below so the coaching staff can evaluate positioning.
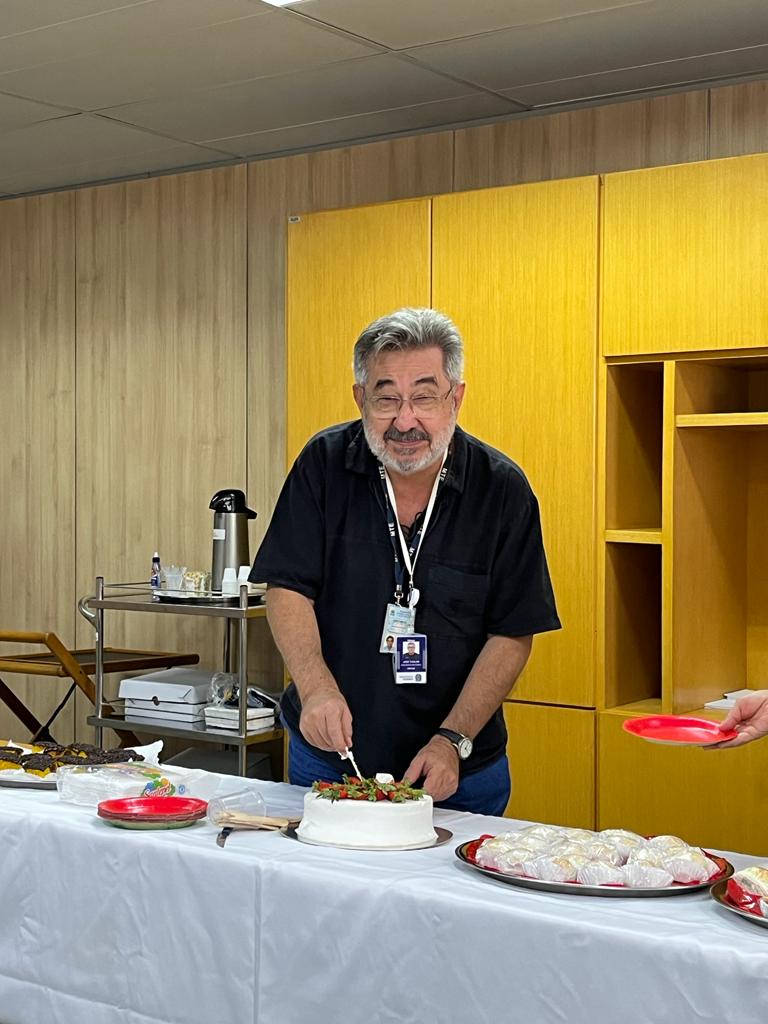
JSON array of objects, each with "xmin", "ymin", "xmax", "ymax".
[
  {"xmin": 266, "ymin": 586, "xmax": 352, "ymax": 753},
  {"xmin": 403, "ymin": 634, "xmax": 532, "ymax": 801},
  {"xmin": 709, "ymin": 690, "xmax": 768, "ymax": 749}
]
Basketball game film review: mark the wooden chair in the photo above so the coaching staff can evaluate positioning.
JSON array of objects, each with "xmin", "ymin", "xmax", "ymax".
[{"xmin": 0, "ymin": 630, "xmax": 198, "ymax": 746}]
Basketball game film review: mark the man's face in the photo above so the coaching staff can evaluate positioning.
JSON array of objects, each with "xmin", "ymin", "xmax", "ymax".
[
  {"xmin": 354, "ymin": 346, "xmax": 465, "ymax": 476},
  {"xmin": 406, "ymin": 642, "xmax": 416, "ymax": 654}
]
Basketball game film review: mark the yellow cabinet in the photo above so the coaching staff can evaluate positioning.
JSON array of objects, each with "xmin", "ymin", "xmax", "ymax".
[
  {"xmin": 504, "ymin": 701, "xmax": 595, "ymax": 828},
  {"xmin": 602, "ymin": 153, "xmax": 768, "ymax": 356},
  {"xmin": 286, "ymin": 199, "xmax": 431, "ymax": 465},
  {"xmin": 432, "ymin": 178, "xmax": 600, "ymax": 707},
  {"xmin": 599, "ymin": 710, "xmax": 768, "ymax": 855}
]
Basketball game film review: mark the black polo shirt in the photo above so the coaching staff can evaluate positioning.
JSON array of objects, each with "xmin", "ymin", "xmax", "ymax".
[{"xmin": 251, "ymin": 421, "xmax": 560, "ymax": 780}]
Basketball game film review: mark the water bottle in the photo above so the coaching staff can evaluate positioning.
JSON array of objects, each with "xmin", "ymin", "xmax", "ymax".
[{"xmin": 150, "ymin": 552, "xmax": 162, "ymax": 589}]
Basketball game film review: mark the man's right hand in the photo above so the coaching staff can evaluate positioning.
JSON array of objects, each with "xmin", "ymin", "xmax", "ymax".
[{"xmin": 299, "ymin": 690, "xmax": 353, "ymax": 753}]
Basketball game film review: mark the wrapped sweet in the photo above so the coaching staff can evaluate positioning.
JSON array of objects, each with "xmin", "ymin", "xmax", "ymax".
[
  {"xmin": 599, "ymin": 829, "xmax": 647, "ymax": 859},
  {"xmin": 732, "ymin": 865, "xmax": 768, "ymax": 897},
  {"xmin": 623, "ymin": 863, "xmax": 674, "ymax": 888},
  {"xmin": 516, "ymin": 824, "xmax": 567, "ymax": 843},
  {"xmin": 627, "ymin": 847, "xmax": 668, "ymax": 869},
  {"xmin": 476, "ymin": 845, "xmax": 530, "ymax": 873},
  {"xmin": 581, "ymin": 840, "xmax": 624, "ymax": 866},
  {"xmin": 523, "ymin": 855, "xmax": 580, "ymax": 882},
  {"xmin": 576, "ymin": 862, "xmax": 626, "ymax": 886},
  {"xmin": 664, "ymin": 849, "xmax": 718, "ymax": 884},
  {"xmin": 727, "ymin": 866, "xmax": 768, "ymax": 917},
  {"xmin": 646, "ymin": 835, "xmax": 690, "ymax": 854}
]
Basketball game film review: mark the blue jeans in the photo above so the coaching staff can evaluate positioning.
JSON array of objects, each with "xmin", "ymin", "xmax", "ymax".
[{"xmin": 286, "ymin": 726, "xmax": 511, "ymax": 817}]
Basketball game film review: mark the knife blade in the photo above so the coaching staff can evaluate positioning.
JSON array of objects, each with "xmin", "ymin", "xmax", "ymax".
[{"xmin": 216, "ymin": 826, "xmax": 234, "ymax": 848}]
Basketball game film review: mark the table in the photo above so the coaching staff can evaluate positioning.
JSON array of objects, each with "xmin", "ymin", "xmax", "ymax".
[{"xmin": 1, "ymin": 781, "xmax": 767, "ymax": 1024}]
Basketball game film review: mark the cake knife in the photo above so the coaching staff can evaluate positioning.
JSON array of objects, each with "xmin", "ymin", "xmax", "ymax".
[{"xmin": 340, "ymin": 747, "xmax": 363, "ymax": 779}]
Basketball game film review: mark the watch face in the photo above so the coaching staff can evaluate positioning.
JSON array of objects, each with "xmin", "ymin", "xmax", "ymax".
[{"xmin": 457, "ymin": 737, "xmax": 473, "ymax": 759}]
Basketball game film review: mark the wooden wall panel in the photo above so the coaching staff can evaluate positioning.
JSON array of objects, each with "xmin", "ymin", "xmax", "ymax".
[
  {"xmin": 432, "ymin": 178, "xmax": 599, "ymax": 707},
  {"xmin": 0, "ymin": 194, "xmax": 76, "ymax": 742},
  {"xmin": 454, "ymin": 92, "xmax": 708, "ymax": 191},
  {"xmin": 247, "ymin": 132, "xmax": 453, "ymax": 548},
  {"xmin": 710, "ymin": 81, "xmax": 768, "ymax": 158},
  {"xmin": 75, "ymin": 168, "xmax": 248, "ymax": 729}
]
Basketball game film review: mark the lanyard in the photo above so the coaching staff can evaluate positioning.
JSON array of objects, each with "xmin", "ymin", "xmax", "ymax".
[{"xmin": 378, "ymin": 449, "xmax": 449, "ymax": 607}]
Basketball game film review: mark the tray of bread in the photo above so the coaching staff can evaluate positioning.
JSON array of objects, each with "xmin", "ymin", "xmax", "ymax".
[
  {"xmin": 456, "ymin": 824, "xmax": 732, "ymax": 897},
  {"xmin": 711, "ymin": 866, "xmax": 768, "ymax": 929},
  {"xmin": 0, "ymin": 739, "xmax": 145, "ymax": 788}
]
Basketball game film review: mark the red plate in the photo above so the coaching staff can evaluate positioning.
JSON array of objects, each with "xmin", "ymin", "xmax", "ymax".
[
  {"xmin": 622, "ymin": 715, "xmax": 738, "ymax": 746},
  {"xmin": 98, "ymin": 796, "xmax": 208, "ymax": 822}
]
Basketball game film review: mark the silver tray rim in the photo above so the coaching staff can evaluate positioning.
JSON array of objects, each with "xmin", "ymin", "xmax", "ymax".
[
  {"xmin": 281, "ymin": 824, "xmax": 453, "ymax": 851},
  {"xmin": 710, "ymin": 878, "xmax": 768, "ymax": 929},
  {"xmin": 455, "ymin": 840, "xmax": 733, "ymax": 897},
  {"xmin": 155, "ymin": 592, "xmax": 263, "ymax": 607},
  {"xmin": 0, "ymin": 775, "xmax": 57, "ymax": 790}
]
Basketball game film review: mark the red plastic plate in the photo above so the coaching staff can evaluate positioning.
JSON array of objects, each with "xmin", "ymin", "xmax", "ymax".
[
  {"xmin": 97, "ymin": 796, "xmax": 208, "ymax": 822},
  {"xmin": 622, "ymin": 715, "xmax": 738, "ymax": 746}
]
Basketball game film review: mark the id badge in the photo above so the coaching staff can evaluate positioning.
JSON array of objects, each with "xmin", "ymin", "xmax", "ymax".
[
  {"xmin": 395, "ymin": 633, "xmax": 427, "ymax": 685},
  {"xmin": 379, "ymin": 603, "xmax": 416, "ymax": 654}
]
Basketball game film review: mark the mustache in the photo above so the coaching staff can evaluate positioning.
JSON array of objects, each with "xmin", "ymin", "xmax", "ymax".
[{"xmin": 383, "ymin": 427, "xmax": 430, "ymax": 442}]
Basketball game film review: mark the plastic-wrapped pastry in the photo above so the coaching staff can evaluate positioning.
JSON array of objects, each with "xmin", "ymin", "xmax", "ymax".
[
  {"xmin": 523, "ymin": 855, "xmax": 580, "ymax": 883},
  {"xmin": 623, "ymin": 863, "xmax": 674, "ymax": 888},
  {"xmin": 646, "ymin": 835, "xmax": 690, "ymax": 854},
  {"xmin": 576, "ymin": 862, "xmax": 626, "ymax": 886},
  {"xmin": 599, "ymin": 829, "xmax": 647, "ymax": 859},
  {"xmin": 581, "ymin": 840, "xmax": 624, "ymax": 866},
  {"xmin": 663, "ymin": 849, "xmax": 718, "ymax": 884},
  {"xmin": 549, "ymin": 840, "xmax": 593, "ymax": 860},
  {"xmin": 558, "ymin": 827, "xmax": 598, "ymax": 843},
  {"xmin": 476, "ymin": 846, "xmax": 529, "ymax": 873},
  {"xmin": 627, "ymin": 847, "xmax": 667, "ymax": 869},
  {"xmin": 732, "ymin": 865, "xmax": 768, "ymax": 897},
  {"xmin": 516, "ymin": 824, "xmax": 567, "ymax": 843}
]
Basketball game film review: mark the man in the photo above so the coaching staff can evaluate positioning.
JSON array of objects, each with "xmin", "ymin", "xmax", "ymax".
[{"xmin": 250, "ymin": 308, "xmax": 560, "ymax": 814}]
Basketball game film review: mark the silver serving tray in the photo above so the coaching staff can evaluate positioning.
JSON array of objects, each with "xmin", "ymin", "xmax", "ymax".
[
  {"xmin": 455, "ymin": 840, "xmax": 733, "ymax": 897},
  {"xmin": 0, "ymin": 775, "xmax": 57, "ymax": 790},
  {"xmin": 155, "ymin": 592, "xmax": 263, "ymax": 607},
  {"xmin": 710, "ymin": 878, "xmax": 768, "ymax": 929},
  {"xmin": 281, "ymin": 824, "xmax": 453, "ymax": 851}
]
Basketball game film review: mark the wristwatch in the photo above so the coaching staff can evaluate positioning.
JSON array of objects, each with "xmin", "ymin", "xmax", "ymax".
[{"xmin": 436, "ymin": 728, "xmax": 473, "ymax": 760}]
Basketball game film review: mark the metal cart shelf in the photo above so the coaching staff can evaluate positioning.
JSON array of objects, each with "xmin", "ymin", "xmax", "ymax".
[{"xmin": 87, "ymin": 577, "xmax": 282, "ymax": 776}]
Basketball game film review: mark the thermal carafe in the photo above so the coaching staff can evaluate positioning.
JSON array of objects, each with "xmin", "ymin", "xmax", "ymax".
[{"xmin": 210, "ymin": 489, "xmax": 257, "ymax": 592}]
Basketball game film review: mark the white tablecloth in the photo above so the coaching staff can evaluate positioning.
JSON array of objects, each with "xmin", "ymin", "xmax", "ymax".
[{"xmin": 1, "ymin": 780, "xmax": 767, "ymax": 1024}]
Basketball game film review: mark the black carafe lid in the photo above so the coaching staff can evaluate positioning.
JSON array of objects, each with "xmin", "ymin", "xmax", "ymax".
[{"xmin": 209, "ymin": 489, "xmax": 257, "ymax": 519}]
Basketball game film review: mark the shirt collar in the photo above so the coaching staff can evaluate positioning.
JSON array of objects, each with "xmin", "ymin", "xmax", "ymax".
[{"xmin": 345, "ymin": 421, "xmax": 467, "ymax": 494}]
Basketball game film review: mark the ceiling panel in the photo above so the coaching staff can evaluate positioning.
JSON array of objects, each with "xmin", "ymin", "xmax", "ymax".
[
  {"xmin": 0, "ymin": 1, "xmax": 150, "ymax": 36},
  {"xmin": 287, "ymin": 0, "xmax": 654, "ymax": 49},
  {"xmin": 0, "ymin": 114, "xmax": 227, "ymax": 185},
  {"xmin": 0, "ymin": 91, "xmax": 72, "ymax": 131},
  {"xmin": 0, "ymin": 0, "xmax": 263, "ymax": 74},
  {"xmin": 211, "ymin": 92, "xmax": 518, "ymax": 156},
  {"xmin": 401, "ymin": 0, "xmax": 768, "ymax": 92},
  {"xmin": 507, "ymin": 47, "xmax": 768, "ymax": 107},
  {"xmin": 0, "ymin": 9, "xmax": 379, "ymax": 109},
  {"xmin": 99, "ymin": 53, "xmax": 488, "ymax": 141}
]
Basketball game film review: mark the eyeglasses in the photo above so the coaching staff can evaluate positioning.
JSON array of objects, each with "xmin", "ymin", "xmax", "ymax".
[{"xmin": 364, "ymin": 386, "xmax": 455, "ymax": 418}]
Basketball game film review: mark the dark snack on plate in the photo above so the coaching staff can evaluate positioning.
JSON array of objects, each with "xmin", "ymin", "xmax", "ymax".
[
  {"xmin": 21, "ymin": 753, "xmax": 57, "ymax": 777},
  {"xmin": 66, "ymin": 742, "xmax": 100, "ymax": 756},
  {"xmin": 0, "ymin": 749, "xmax": 25, "ymax": 770},
  {"xmin": 53, "ymin": 754, "xmax": 89, "ymax": 767},
  {"xmin": 103, "ymin": 748, "xmax": 145, "ymax": 764}
]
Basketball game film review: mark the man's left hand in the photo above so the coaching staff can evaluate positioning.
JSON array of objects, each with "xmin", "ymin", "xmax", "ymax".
[{"xmin": 403, "ymin": 736, "xmax": 459, "ymax": 802}]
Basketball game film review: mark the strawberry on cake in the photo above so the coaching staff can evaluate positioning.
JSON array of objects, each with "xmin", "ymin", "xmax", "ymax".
[{"xmin": 296, "ymin": 773, "xmax": 437, "ymax": 849}]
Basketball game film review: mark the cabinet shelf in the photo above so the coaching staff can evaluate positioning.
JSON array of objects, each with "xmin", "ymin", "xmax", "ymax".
[
  {"xmin": 605, "ymin": 529, "xmax": 662, "ymax": 544},
  {"xmin": 87, "ymin": 715, "xmax": 282, "ymax": 747},
  {"xmin": 677, "ymin": 412, "xmax": 768, "ymax": 429}
]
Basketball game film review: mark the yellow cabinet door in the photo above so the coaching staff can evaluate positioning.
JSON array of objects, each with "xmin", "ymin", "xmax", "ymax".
[
  {"xmin": 599, "ymin": 711, "xmax": 768, "ymax": 855},
  {"xmin": 504, "ymin": 701, "xmax": 595, "ymax": 828},
  {"xmin": 286, "ymin": 199, "xmax": 431, "ymax": 466},
  {"xmin": 433, "ymin": 178, "xmax": 599, "ymax": 708},
  {"xmin": 602, "ymin": 154, "xmax": 768, "ymax": 357}
]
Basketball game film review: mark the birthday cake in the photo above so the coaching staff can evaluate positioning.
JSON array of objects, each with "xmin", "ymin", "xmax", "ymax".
[{"xmin": 296, "ymin": 774, "xmax": 437, "ymax": 849}]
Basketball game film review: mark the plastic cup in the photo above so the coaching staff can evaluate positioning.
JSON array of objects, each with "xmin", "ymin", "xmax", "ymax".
[{"xmin": 207, "ymin": 787, "xmax": 266, "ymax": 825}]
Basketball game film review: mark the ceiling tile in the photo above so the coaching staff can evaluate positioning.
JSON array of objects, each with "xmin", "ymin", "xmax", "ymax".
[
  {"xmin": 287, "ymin": 0, "xmax": 655, "ymax": 49},
  {"xmin": 505, "ymin": 46, "xmax": 768, "ymax": 106},
  {"xmin": 211, "ymin": 92, "xmax": 519, "ymax": 156},
  {"xmin": 0, "ymin": 91, "xmax": 72, "ymax": 131},
  {"xmin": 0, "ymin": 113, "xmax": 228, "ymax": 181},
  {"xmin": 401, "ymin": 0, "xmax": 768, "ymax": 92},
  {"xmin": 99, "ymin": 54, "xmax": 484, "ymax": 141},
  {"xmin": 0, "ymin": 1, "xmax": 149, "ymax": 36},
  {"xmin": 0, "ymin": 9, "xmax": 380, "ymax": 108},
  {"xmin": 0, "ymin": 0, "xmax": 263, "ymax": 74}
]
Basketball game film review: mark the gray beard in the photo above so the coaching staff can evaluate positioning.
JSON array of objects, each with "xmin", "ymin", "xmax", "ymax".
[{"xmin": 362, "ymin": 414, "xmax": 456, "ymax": 475}]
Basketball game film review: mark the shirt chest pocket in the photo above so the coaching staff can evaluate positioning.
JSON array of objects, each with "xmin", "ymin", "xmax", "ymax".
[{"xmin": 422, "ymin": 564, "xmax": 490, "ymax": 638}]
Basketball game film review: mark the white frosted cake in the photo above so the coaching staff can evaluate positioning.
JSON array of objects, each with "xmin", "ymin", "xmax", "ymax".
[{"xmin": 297, "ymin": 774, "xmax": 437, "ymax": 850}]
